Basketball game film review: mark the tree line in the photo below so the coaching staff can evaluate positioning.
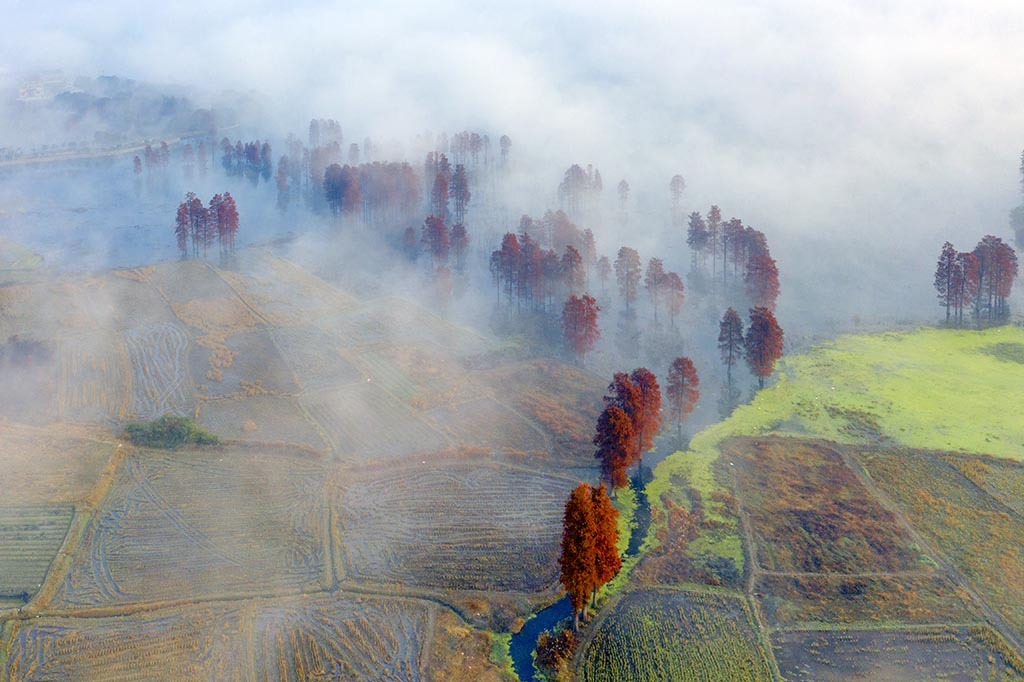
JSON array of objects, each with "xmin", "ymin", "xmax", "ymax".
[{"xmin": 934, "ymin": 235, "xmax": 1018, "ymax": 325}]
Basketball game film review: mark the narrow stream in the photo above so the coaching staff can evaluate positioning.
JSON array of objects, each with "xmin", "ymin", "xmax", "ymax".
[{"xmin": 509, "ymin": 475, "xmax": 652, "ymax": 681}]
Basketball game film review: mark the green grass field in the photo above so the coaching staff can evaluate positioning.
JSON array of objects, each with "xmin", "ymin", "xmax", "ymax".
[{"xmin": 648, "ymin": 326, "xmax": 1024, "ymax": 565}]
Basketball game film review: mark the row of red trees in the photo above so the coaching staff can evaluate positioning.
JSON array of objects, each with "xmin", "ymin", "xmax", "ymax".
[
  {"xmin": 221, "ymin": 138, "xmax": 272, "ymax": 182},
  {"xmin": 173, "ymin": 192, "xmax": 239, "ymax": 259},
  {"xmin": 558, "ymin": 483, "xmax": 620, "ymax": 630},
  {"xmin": 934, "ymin": 236, "xmax": 1018, "ymax": 324},
  {"xmin": 320, "ymin": 161, "xmax": 421, "ymax": 226},
  {"xmin": 490, "ymin": 230, "xmax": 596, "ymax": 312}
]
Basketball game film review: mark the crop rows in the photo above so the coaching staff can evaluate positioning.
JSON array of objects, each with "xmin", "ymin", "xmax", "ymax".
[
  {"xmin": 579, "ymin": 589, "xmax": 773, "ymax": 682},
  {"xmin": 54, "ymin": 448, "xmax": 328, "ymax": 607},
  {"xmin": 252, "ymin": 594, "xmax": 432, "ymax": 681},
  {"xmin": 123, "ymin": 322, "xmax": 193, "ymax": 420},
  {"xmin": 58, "ymin": 334, "xmax": 129, "ymax": 422},
  {"xmin": 270, "ymin": 325, "xmax": 361, "ymax": 391},
  {"xmin": 5, "ymin": 603, "xmax": 249, "ymax": 681},
  {"xmin": 304, "ymin": 383, "xmax": 448, "ymax": 463},
  {"xmin": 426, "ymin": 397, "xmax": 548, "ymax": 453},
  {"xmin": 333, "ymin": 462, "xmax": 572, "ymax": 591},
  {"xmin": 0, "ymin": 505, "xmax": 73, "ymax": 599}
]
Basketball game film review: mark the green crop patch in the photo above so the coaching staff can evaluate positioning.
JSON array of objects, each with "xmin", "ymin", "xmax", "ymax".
[
  {"xmin": 578, "ymin": 588, "xmax": 773, "ymax": 682},
  {"xmin": 980, "ymin": 342, "xmax": 1024, "ymax": 365}
]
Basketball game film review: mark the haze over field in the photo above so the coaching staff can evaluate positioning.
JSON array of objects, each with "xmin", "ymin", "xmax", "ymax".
[
  {"xmin": 3, "ymin": 1, "xmax": 1024, "ymax": 328},
  {"xmin": 2, "ymin": 3, "xmax": 1024, "ymax": 681}
]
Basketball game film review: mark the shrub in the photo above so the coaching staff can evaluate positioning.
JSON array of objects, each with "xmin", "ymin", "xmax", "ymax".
[{"xmin": 123, "ymin": 415, "xmax": 220, "ymax": 449}]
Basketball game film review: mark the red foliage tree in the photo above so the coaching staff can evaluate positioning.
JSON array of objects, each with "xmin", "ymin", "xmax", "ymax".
[
  {"xmin": 593, "ymin": 405, "xmax": 635, "ymax": 491},
  {"xmin": 614, "ymin": 247, "xmax": 642, "ymax": 310},
  {"xmin": 216, "ymin": 192, "xmax": 239, "ymax": 254},
  {"xmin": 559, "ymin": 483, "xmax": 597, "ymax": 630},
  {"xmin": 973, "ymin": 235, "xmax": 1018, "ymax": 321},
  {"xmin": 665, "ymin": 357, "xmax": 700, "ymax": 441},
  {"xmin": 629, "ymin": 368, "xmax": 662, "ymax": 474},
  {"xmin": 590, "ymin": 484, "xmax": 621, "ymax": 605},
  {"xmin": 744, "ymin": 253, "xmax": 780, "ymax": 310},
  {"xmin": 719, "ymin": 307, "xmax": 744, "ymax": 383},
  {"xmin": 562, "ymin": 294, "xmax": 601, "ymax": 364},
  {"xmin": 745, "ymin": 307, "xmax": 785, "ymax": 388}
]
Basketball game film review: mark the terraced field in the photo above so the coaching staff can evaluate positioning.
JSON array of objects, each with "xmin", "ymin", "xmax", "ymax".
[
  {"xmin": 251, "ymin": 594, "xmax": 433, "ymax": 681},
  {"xmin": 270, "ymin": 325, "xmax": 362, "ymax": 391},
  {"xmin": 123, "ymin": 322, "xmax": 194, "ymax": 419},
  {"xmin": 190, "ymin": 330, "xmax": 299, "ymax": 397},
  {"xmin": 332, "ymin": 460, "xmax": 574, "ymax": 591},
  {"xmin": 198, "ymin": 395, "xmax": 327, "ymax": 450},
  {"xmin": 4, "ymin": 602, "xmax": 250, "ymax": 681},
  {"xmin": 774, "ymin": 627, "xmax": 1024, "ymax": 681},
  {"xmin": 0, "ymin": 506, "xmax": 73, "ymax": 601},
  {"xmin": 58, "ymin": 333, "xmax": 129, "ymax": 422},
  {"xmin": 303, "ymin": 383, "xmax": 449, "ymax": 463},
  {"xmin": 0, "ymin": 425, "xmax": 113, "ymax": 505},
  {"xmin": 578, "ymin": 588, "xmax": 773, "ymax": 682},
  {"xmin": 54, "ymin": 447, "xmax": 329, "ymax": 607},
  {"xmin": 426, "ymin": 397, "xmax": 548, "ymax": 453}
]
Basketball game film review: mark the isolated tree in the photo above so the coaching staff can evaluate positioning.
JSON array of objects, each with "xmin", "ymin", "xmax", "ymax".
[
  {"xmin": 669, "ymin": 175, "xmax": 686, "ymax": 210},
  {"xmin": 559, "ymin": 483, "xmax": 597, "ymax": 631},
  {"xmin": 593, "ymin": 405, "xmax": 635, "ymax": 491},
  {"xmin": 451, "ymin": 164, "xmax": 471, "ymax": 222},
  {"xmin": 450, "ymin": 223, "xmax": 469, "ymax": 272},
  {"xmin": 562, "ymin": 294, "xmax": 601, "ymax": 364},
  {"xmin": 133, "ymin": 155, "xmax": 143, "ymax": 176},
  {"xmin": 617, "ymin": 179, "xmax": 630, "ymax": 214},
  {"xmin": 934, "ymin": 241, "xmax": 957, "ymax": 322},
  {"xmin": 421, "ymin": 216, "xmax": 450, "ymax": 268},
  {"xmin": 644, "ymin": 258, "xmax": 666, "ymax": 322},
  {"xmin": 614, "ymin": 247, "xmax": 642, "ymax": 310},
  {"xmin": 744, "ymin": 253, "xmax": 780, "ymax": 310},
  {"xmin": 718, "ymin": 308, "xmax": 744, "ymax": 383},
  {"xmin": 596, "ymin": 256, "xmax": 612, "ymax": 295},
  {"xmin": 665, "ymin": 357, "xmax": 700, "ymax": 442},
  {"xmin": 662, "ymin": 272, "xmax": 685, "ymax": 327},
  {"xmin": 590, "ymin": 484, "xmax": 621, "ymax": 606},
  {"xmin": 581, "ymin": 229, "xmax": 597, "ymax": 284},
  {"xmin": 745, "ymin": 307, "xmax": 785, "ymax": 388}
]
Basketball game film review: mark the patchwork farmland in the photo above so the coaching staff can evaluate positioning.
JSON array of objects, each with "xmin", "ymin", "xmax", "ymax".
[{"xmin": 0, "ymin": 253, "xmax": 604, "ymax": 678}]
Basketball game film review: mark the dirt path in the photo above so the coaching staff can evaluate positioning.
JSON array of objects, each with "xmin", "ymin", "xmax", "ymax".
[{"xmin": 837, "ymin": 445, "xmax": 1024, "ymax": 655}]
